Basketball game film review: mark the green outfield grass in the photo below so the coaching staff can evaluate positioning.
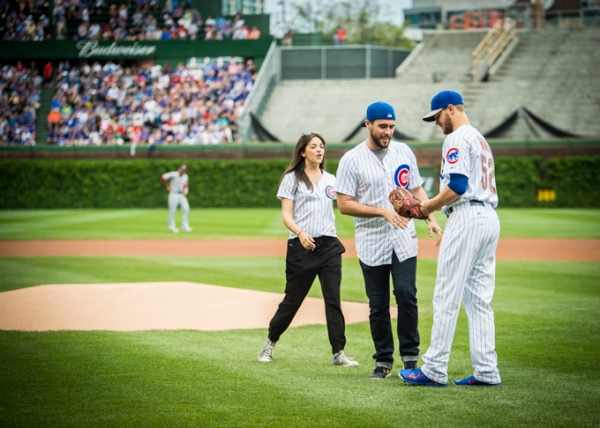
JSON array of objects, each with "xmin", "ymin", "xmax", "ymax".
[
  {"xmin": 0, "ymin": 208, "xmax": 599, "ymax": 240},
  {"xmin": 0, "ymin": 208, "xmax": 599, "ymax": 426},
  {"xmin": 0, "ymin": 257, "xmax": 598, "ymax": 427}
]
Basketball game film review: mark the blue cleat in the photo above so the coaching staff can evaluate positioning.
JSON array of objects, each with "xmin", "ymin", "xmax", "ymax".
[
  {"xmin": 399, "ymin": 368, "xmax": 446, "ymax": 387},
  {"xmin": 454, "ymin": 376, "xmax": 501, "ymax": 387}
]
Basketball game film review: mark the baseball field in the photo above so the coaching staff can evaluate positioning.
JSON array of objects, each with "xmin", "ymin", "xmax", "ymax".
[{"xmin": 0, "ymin": 208, "xmax": 599, "ymax": 427}]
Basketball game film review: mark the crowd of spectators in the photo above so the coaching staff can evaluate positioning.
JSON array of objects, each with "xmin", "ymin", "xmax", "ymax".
[
  {"xmin": 49, "ymin": 0, "xmax": 261, "ymax": 42},
  {"xmin": 0, "ymin": 62, "xmax": 42, "ymax": 145},
  {"xmin": 202, "ymin": 12, "xmax": 261, "ymax": 41},
  {"xmin": 0, "ymin": 0, "xmax": 52, "ymax": 40},
  {"xmin": 2, "ymin": 0, "xmax": 263, "ymax": 42},
  {"xmin": 46, "ymin": 58, "xmax": 256, "ymax": 146}
]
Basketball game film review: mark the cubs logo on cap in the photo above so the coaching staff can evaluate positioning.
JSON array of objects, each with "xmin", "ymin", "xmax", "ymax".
[
  {"xmin": 361, "ymin": 101, "xmax": 396, "ymax": 127},
  {"xmin": 394, "ymin": 164, "xmax": 410, "ymax": 188},
  {"xmin": 325, "ymin": 185, "xmax": 335, "ymax": 200},
  {"xmin": 422, "ymin": 90, "xmax": 464, "ymax": 122},
  {"xmin": 446, "ymin": 148, "xmax": 460, "ymax": 164}
]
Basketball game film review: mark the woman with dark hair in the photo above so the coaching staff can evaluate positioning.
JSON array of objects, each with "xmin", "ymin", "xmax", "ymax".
[{"xmin": 258, "ymin": 132, "xmax": 359, "ymax": 367}]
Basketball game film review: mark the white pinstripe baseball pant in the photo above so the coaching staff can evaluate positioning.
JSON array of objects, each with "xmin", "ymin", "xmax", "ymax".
[{"xmin": 421, "ymin": 203, "xmax": 501, "ymax": 385}]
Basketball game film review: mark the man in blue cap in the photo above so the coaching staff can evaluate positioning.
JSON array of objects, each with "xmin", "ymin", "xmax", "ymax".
[
  {"xmin": 399, "ymin": 90, "xmax": 502, "ymax": 387},
  {"xmin": 335, "ymin": 101, "xmax": 442, "ymax": 379}
]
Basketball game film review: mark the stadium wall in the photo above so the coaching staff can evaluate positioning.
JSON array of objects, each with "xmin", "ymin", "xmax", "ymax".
[
  {"xmin": 280, "ymin": 46, "xmax": 411, "ymax": 80},
  {"xmin": 0, "ymin": 39, "xmax": 273, "ymax": 60},
  {"xmin": 2, "ymin": 139, "xmax": 598, "ymax": 166},
  {"xmin": 1, "ymin": 155, "xmax": 599, "ymax": 209}
]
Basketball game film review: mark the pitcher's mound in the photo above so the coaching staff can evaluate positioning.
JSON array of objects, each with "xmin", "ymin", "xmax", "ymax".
[{"xmin": 0, "ymin": 282, "xmax": 379, "ymax": 331}]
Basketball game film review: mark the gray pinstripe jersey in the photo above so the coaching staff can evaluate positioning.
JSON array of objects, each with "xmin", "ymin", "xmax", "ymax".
[
  {"xmin": 162, "ymin": 172, "xmax": 188, "ymax": 194},
  {"xmin": 335, "ymin": 141, "xmax": 424, "ymax": 266},
  {"xmin": 277, "ymin": 170, "xmax": 337, "ymax": 239}
]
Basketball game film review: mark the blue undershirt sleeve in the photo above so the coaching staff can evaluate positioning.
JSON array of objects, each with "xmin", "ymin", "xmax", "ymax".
[{"xmin": 448, "ymin": 173, "xmax": 468, "ymax": 195}]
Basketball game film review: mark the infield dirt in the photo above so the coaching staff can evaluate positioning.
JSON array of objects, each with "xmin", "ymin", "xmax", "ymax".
[
  {"xmin": 1, "ymin": 238, "xmax": 599, "ymax": 261},
  {"xmin": 0, "ymin": 237, "xmax": 597, "ymax": 332}
]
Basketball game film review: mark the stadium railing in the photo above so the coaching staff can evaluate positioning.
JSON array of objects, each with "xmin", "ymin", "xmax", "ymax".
[{"xmin": 237, "ymin": 40, "xmax": 279, "ymax": 142}]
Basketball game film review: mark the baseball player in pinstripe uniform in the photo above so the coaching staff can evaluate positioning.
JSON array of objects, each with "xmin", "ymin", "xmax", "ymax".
[
  {"xmin": 258, "ymin": 132, "xmax": 359, "ymax": 367},
  {"xmin": 161, "ymin": 164, "xmax": 192, "ymax": 233},
  {"xmin": 400, "ymin": 90, "xmax": 501, "ymax": 387},
  {"xmin": 335, "ymin": 102, "xmax": 442, "ymax": 379}
]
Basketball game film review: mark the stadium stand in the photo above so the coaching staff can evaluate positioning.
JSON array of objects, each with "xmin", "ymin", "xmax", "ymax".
[
  {"xmin": 259, "ymin": 27, "xmax": 600, "ymax": 142},
  {"xmin": 0, "ymin": 0, "xmax": 52, "ymax": 40},
  {"xmin": 53, "ymin": 0, "xmax": 252, "ymax": 41},
  {"xmin": 259, "ymin": 31, "xmax": 487, "ymax": 143},
  {"xmin": 43, "ymin": 57, "xmax": 256, "ymax": 146},
  {"xmin": 485, "ymin": 28, "xmax": 600, "ymax": 138},
  {"xmin": 0, "ymin": 63, "xmax": 42, "ymax": 145}
]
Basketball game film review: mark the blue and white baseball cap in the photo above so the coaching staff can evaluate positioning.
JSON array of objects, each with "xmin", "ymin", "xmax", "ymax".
[
  {"xmin": 422, "ymin": 90, "xmax": 464, "ymax": 122},
  {"xmin": 361, "ymin": 101, "xmax": 396, "ymax": 127}
]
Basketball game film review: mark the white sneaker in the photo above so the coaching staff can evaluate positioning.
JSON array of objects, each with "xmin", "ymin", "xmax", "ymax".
[
  {"xmin": 258, "ymin": 339, "xmax": 275, "ymax": 362},
  {"xmin": 333, "ymin": 350, "xmax": 359, "ymax": 366},
  {"xmin": 182, "ymin": 227, "xmax": 192, "ymax": 232},
  {"xmin": 169, "ymin": 228, "xmax": 179, "ymax": 233}
]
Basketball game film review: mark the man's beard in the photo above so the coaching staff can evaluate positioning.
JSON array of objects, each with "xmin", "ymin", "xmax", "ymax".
[
  {"xmin": 370, "ymin": 132, "xmax": 390, "ymax": 149},
  {"xmin": 441, "ymin": 115, "xmax": 453, "ymax": 135}
]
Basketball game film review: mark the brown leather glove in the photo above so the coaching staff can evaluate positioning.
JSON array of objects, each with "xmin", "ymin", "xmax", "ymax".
[{"xmin": 388, "ymin": 187, "xmax": 430, "ymax": 220}]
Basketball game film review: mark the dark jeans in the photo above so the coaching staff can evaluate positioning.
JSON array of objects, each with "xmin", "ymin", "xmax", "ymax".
[
  {"xmin": 268, "ymin": 236, "xmax": 346, "ymax": 354},
  {"xmin": 360, "ymin": 253, "xmax": 419, "ymax": 367}
]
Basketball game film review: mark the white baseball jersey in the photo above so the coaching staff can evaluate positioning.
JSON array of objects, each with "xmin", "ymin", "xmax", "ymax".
[
  {"xmin": 162, "ymin": 171, "xmax": 189, "ymax": 194},
  {"xmin": 277, "ymin": 170, "xmax": 337, "ymax": 239},
  {"xmin": 439, "ymin": 125, "xmax": 498, "ymax": 212},
  {"xmin": 335, "ymin": 141, "xmax": 423, "ymax": 266},
  {"xmin": 421, "ymin": 125, "xmax": 501, "ymax": 385}
]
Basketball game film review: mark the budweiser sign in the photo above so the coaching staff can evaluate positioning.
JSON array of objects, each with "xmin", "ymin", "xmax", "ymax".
[{"xmin": 76, "ymin": 41, "xmax": 157, "ymax": 58}]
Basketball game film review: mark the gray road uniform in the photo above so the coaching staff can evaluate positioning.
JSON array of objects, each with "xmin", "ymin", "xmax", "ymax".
[{"xmin": 162, "ymin": 171, "xmax": 190, "ymax": 232}]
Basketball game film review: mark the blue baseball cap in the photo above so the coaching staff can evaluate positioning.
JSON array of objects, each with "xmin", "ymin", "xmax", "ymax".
[
  {"xmin": 422, "ymin": 90, "xmax": 464, "ymax": 122},
  {"xmin": 361, "ymin": 101, "xmax": 396, "ymax": 127}
]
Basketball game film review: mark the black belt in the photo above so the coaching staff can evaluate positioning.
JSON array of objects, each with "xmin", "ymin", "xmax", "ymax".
[{"xmin": 446, "ymin": 200, "xmax": 485, "ymax": 217}]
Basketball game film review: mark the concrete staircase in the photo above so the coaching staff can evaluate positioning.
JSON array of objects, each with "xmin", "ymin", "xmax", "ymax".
[
  {"xmin": 36, "ymin": 87, "xmax": 54, "ymax": 145},
  {"xmin": 482, "ymin": 28, "xmax": 600, "ymax": 137},
  {"xmin": 396, "ymin": 30, "xmax": 486, "ymax": 84},
  {"xmin": 260, "ymin": 80, "xmax": 476, "ymax": 143}
]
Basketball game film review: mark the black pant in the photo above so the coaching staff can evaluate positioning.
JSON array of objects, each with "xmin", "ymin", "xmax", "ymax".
[
  {"xmin": 268, "ymin": 236, "xmax": 347, "ymax": 354},
  {"xmin": 359, "ymin": 253, "xmax": 419, "ymax": 367}
]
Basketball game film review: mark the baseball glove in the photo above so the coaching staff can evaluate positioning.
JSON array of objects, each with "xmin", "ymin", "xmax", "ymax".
[{"xmin": 388, "ymin": 187, "xmax": 430, "ymax": 220}]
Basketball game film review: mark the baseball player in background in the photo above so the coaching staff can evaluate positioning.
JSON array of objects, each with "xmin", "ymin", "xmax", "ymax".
[
  {"xmin": 335, "ymin": 101, "xmax": 442, "ymax": 379},
  {"xmin": 258, "ymin": 132, "xmax": 359, "ymax": 367},
  {"xmin": 400, "ymin": 90, "xmax": 501, "ymax": 387},
  {"xmin": 161, "ymin": 164, "xmax": 192, "ymax": 233}
]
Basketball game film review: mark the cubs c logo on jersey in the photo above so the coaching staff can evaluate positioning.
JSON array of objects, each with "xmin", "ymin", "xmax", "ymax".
[
  {"xmin": 446, "ymin": 148, "xmax": 460, "ymax": 164},
  {"xmin": 325, "ymin": 185, "xmax": 335, "ymax": 200},
  {"xmin": 394, "ymin": 165, "xmax": 410, "ymax": 188}
]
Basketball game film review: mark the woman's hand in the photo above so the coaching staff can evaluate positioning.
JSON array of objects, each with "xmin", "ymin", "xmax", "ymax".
[{"xmin": 298, "ymin": 231, "xmax": 316, "ymax": 250}]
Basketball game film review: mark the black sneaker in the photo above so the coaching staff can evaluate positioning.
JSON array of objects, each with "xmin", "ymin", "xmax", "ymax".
[
  {"xmin": 370, "ymin": 366, "xmax": 392, "ymax": 379},
  {"xmin": 403, "ymin": 361, "xmax": 418, "ymax": 369}
]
